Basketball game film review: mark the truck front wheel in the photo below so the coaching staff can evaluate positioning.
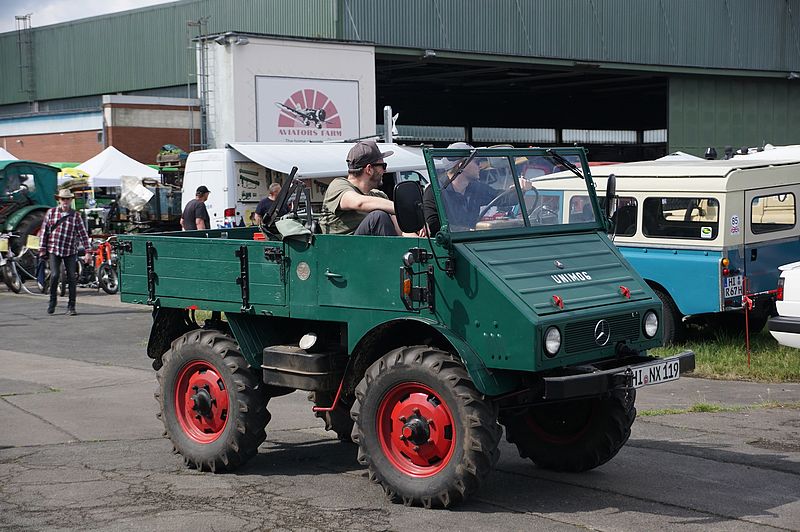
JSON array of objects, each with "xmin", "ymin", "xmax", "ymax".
[
  {"xmin": 156, "ymin": 329, "xmax": 271, "ymax": 472},
  {"xmin": 351, "ymin": 346, "xmax": 501, "ymax": 508},
  {"xmin": 501, "ymin": 389, "xmax": 636, "ymax": 472}
]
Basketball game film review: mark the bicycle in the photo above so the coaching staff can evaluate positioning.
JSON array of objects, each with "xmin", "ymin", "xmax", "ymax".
[{"xmin": 0, "ymin": 232, "xmax": 49, "ymax": 295}]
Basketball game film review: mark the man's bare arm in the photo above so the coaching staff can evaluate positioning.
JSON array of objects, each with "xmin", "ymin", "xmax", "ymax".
[
  {"xmin": 196, "ymin": 218, "xmax": 206, "ymax": 230},
  {"xmin": 339, "ymin": 191, "xmax": 395, "ymax": 214}
]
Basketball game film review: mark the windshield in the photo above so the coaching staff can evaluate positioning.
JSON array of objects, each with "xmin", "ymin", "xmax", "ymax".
[{"xmin": 426, "ymin": 149, "xmax": 599, "ymax": 234}]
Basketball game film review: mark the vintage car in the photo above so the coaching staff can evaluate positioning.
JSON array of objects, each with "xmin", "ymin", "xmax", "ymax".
[{"xmin": 767, "ymin": 261, "xmax": 800, "ymax": 348}]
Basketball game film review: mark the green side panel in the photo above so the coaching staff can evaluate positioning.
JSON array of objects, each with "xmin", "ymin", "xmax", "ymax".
[
  {"xmin": 117, "ymin": 232, "xmax": 285, "ymax": 310},
  {"xmin": 669, "ymin": 76, "xmax": 800, "ymax": 156}
]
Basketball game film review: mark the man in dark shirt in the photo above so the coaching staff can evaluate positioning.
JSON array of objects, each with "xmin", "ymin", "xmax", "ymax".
[
  {"xmin": 181, "ymin": 185, "xmax": 211, "ymax": 230},
  {"xmin": 423, "ymin": 143, "xmax": 497, "ymax": 234},
  {"xmin": 254, "ymin": 183, "xmax": 288, "ymax": 226}
]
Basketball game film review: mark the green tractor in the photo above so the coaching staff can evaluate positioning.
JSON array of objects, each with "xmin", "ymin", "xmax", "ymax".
[
  {"xmin": 0, "ymin": 161, "xmax": 58, "ymax": 276},
  {"xmin": 117, "ymin": 146, "xmax": 693, "ymax": 508}
]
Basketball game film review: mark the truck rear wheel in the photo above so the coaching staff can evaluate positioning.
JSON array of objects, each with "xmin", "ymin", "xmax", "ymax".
[
  {"xmin": 156, "ymin": 329, "xmax": 271, "ymax": 472},
  {"xmin": 501, "ymin": 389, "xmax": 635, "ymax": 472},
  {"xmin": 351, "ymin": 346, "xmax": 501, "ymax": 508}
]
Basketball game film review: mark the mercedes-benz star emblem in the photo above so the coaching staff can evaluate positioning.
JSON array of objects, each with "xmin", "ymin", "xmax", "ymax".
[
  {"xmin": 554, "ymin": 260, "xmax": 565, "ymax": 269},
  {"xmin": 594, "ymin": 319, "xmax": 611, "ymax": 346}
]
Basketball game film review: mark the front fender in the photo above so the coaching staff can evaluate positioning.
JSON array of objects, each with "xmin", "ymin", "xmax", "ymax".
[
  {"xmin": 419, "ymin": 319, "xmax": 520, "ymax": 396},
  {"xmin": 3, "ymin": 205, "xmax": 47, "ymax": 232}
]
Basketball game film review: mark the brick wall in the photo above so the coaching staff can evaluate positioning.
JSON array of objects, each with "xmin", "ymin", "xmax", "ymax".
[
  {"xmin": 106, "ymin": 126, "xmax": 199, "ymax": 164},
  {"xmin": 0, "ymin": 130, "xmax": 103, "ymax": 163}
]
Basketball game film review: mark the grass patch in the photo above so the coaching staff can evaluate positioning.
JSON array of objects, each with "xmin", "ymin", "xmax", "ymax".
[
  {"xmin": 639, "ymin": 400, "xmax": 800, "ymax": 417},
  {"xmin": 652, "ymin": 328, "xmax": 800, "ymax": 383}
]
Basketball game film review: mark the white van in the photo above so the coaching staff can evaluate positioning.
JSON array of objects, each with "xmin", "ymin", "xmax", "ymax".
[{"xmin": 182, "ymin": 142, "xmax": 429, "ymax": 229}]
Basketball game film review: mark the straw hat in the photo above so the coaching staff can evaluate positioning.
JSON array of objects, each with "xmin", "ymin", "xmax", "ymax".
[{"xmin": 54, "ymin": 189, "xmax": 75, "ymax": 199}]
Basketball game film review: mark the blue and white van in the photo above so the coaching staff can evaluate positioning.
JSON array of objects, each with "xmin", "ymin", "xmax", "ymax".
[{"xmin": 532, "ymin": 156, "xmax": 800, "ymax": 343}]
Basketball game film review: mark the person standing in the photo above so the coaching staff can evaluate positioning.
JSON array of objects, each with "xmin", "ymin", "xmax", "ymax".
[
  {"xmin": 253, "ymin": 183, "xmax": 288, "ymax": 226},
  {"xmin": 39, "ymin": 189, "xmax": 92, "ymax": 316},
  {"xmin": 181, "ymin": 185, "xmax": 211, "ymax": 230}
]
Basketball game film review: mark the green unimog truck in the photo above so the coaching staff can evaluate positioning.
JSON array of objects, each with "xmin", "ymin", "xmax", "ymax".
[{"xmin": 117, "ymin": 146, "xmax": 694, "ymax": 508}]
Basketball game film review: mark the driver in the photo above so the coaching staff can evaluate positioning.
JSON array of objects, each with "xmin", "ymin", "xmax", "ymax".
[
  {"xmin": 423, "ymin": 143, "xmax": 532, "ymax": 234},
  {"xmin": 422, "ymin": 143, "xmax": 496, "ymax": 234}
]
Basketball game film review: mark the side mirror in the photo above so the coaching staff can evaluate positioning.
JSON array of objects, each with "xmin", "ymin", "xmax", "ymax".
[
  {"xmin": 604, "ymin": 173, "xmax": 617, "ymax": 219},
  {"xmin": 394, "ymin": 180, "xmax": 425, "ymax": 233}
]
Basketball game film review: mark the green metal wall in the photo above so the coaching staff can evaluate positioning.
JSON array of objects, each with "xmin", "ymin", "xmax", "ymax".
[
  {"xmin": 0, "ymin": 0, "xmax": 337, "ymax": 105},
  {"xmin": 1, "ymin": 0, "xmax": 798, "ymax": 107},
  {"xmin": 668, "ymin": 76, "xmax": 800, "ymax": 156}
]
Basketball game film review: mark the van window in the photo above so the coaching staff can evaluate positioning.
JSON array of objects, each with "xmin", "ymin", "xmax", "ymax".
[
  {"xmin": 571, "ymin": 195, "xmax": 638, "ymax": 235},
  {"xmin": 643, "ymin": 197, "xmax": 719, "ymax": 240},
  {"xmin": 751, "ymin": 193, "xmax": 795, "ymax": 234}
]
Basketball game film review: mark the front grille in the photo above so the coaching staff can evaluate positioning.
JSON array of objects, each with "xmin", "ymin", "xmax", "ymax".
[{"xmin": 563, "ymin": 312, "xmax": 641, "ymax": 354}]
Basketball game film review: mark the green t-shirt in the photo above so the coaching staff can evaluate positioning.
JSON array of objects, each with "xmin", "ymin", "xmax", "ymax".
[{"xmin": 320, "ymin": 177, "xmax": 389, "ymax": 234}]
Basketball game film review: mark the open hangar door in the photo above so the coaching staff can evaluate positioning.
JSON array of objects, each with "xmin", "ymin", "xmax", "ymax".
[{"xmin": 375, "ymin": 55, "xmax": 669, "ymax": 162}]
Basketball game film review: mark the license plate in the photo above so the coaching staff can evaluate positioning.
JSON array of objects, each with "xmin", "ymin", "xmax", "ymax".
[
  {"xmin": 723, "ymin": 274, "xmax": 743, "ymax": 298},
  {"xmin": 0, "ymin": 238, "xmax": 7, "ymax": 252},
  {"xmin": 629, "ymin": 358, "xmax": 681, "ymax": 388},
  {"xmin": 26, "ymin": 235, "xmax": 40, "ymax": 250}
]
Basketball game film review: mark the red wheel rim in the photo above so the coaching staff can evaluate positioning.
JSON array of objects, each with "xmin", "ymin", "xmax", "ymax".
[
  {"xmin": 377, "ymin": 382, "xmax": 456, "ymax": 478},
  {"xmin": 174, "ymin": 360, "xmax": 230, "ymax": 444}
]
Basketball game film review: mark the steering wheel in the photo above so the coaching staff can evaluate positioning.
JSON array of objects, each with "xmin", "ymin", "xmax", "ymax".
[
  {"xmin": 477, "ymin": 185, "xmax": 540, "ymax": 221},
  {"xmin": 528, "ymin": 202, "xmax": 558, "ymax": 225}
]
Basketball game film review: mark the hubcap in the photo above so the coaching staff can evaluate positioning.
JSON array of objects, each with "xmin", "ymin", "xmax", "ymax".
[
  {"xmin": 377, "ymin": 382, "xmax": 455, "ymax": 478},
  {"xmin": 174, "ymin": 361, "xmax": 229, "ymax": 443}
]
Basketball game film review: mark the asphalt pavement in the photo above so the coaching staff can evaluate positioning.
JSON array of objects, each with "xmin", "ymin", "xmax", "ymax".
[{"xmin": 1, "ymin": 288, "xmax": 799, "ymax": 531}]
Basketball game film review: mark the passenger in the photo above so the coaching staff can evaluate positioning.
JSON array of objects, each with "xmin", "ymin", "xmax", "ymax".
[
  {"xmin": 180, "ymin": 185, "xmax": 210, "ymax": 231},
  {"xmin": 320, "ymin": 140, "xmax": 402, "ymax": 236},
  {"xmin": 254, "ymin": 183, "xmax": 288, "ymax": 226}
]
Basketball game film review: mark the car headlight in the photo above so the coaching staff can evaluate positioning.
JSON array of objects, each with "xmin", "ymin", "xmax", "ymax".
[
  {"xmin": 643, "ymin": 310, "xmax": 658, "ymax": 338},
  {"xmin": 544, "ymin": 326, "xmax": 561, "ymax": 357}
]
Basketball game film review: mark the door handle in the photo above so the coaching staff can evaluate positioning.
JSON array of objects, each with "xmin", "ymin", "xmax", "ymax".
[
  {"xmin": 324, "ymin": 269, "xmax": 343, "ymax": 279},
  {"xmin": 751, "ymin": 248, "xmax": 758, "ymax": 261}
]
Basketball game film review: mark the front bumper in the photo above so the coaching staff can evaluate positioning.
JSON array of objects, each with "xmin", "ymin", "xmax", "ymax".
[
  {"xmin": 541, "ymin": 350, "xmax": 696, "ymax": 400},
  {"xmin": 767, "ymin": 315, "xmax": 800, "ymax": 334}
]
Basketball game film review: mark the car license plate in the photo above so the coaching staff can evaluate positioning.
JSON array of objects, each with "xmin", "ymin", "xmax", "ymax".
[
  {"xmin": 723, "ymin": 274, "xmax": 743, "ymax": 298},
  {"xmin": 629, "ymin": 358, "xmax": 681, "ymax": 388}
]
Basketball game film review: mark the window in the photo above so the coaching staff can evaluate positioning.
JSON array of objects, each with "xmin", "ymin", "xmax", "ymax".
[
  {"xmin": 751, "ymin": 193, "xmax": 795, "ymax": 234},
  {"xmin": 642, "ymin": 197, "xmax": 719, "ymax": 239},
  {"xmin": 570, "ymin": 195, "xmax": 638, "ymax": 235}
]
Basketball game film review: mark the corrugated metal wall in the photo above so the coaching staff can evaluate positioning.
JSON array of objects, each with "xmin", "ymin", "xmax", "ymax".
[
  {"xmin": 0, "ymin": 0, "xmax": 337, "ymax": 105},
  {"xmin": 0, "ymin": 0, "xmax": 798, "ymax": 106},
  {"xmin": 340, "ymin": 0, "xmax": 800, "ymax": 70},
  {"xmin": 668, "ymin": 76, "xmax": 800, "ymax": 155}
]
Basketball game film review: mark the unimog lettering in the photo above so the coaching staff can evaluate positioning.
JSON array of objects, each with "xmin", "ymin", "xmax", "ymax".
[
  {"xmin": 551, "ymin": 271, "xmax": 593, "ymax": 284},
  {"xmin": 117, "ymin": 145, "xmax": 694, "ymax": 510}
]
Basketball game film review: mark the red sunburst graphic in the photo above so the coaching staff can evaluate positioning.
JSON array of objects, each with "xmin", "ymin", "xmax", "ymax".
[{"xmin": 276, "ymin": 90, "xmax": 342, "ymax": 129}]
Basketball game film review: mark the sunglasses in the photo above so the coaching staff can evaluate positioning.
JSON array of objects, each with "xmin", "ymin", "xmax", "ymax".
[{"xmin": 370, "ymin": 162, "xmax": 387, "ymax": 170}]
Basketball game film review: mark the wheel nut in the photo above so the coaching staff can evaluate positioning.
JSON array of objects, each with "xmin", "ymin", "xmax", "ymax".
[
  {"xmin": 412, "ymin": 445, "xmax": 420, "ymax": 452},
  {"xmin": 412, "ymin": 408, "xmax": 420, "ymax": 415},
  {"xmin": 398, "ymin": 415, "xmax": 407, "ymax": 422}
]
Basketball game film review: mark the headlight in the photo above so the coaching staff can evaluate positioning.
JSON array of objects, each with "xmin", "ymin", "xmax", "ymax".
[
  {"xmin": 643, "ymin": 311, "xmax": 658, "ymax": 338},
  {"xmin": 544, "ymin": 326, "xmax": 561, "ymax": 357}
]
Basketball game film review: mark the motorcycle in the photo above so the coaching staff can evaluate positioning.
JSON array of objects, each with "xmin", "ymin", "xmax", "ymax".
[{"xmin": 58, "ymin": 237, "xmax": 119, "ymax": 296}]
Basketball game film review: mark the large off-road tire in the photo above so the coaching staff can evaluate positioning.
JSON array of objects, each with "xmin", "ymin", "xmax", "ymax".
[
  {"xmin": 308, "ymin": 390, "xmax": 354, "ymax": 442},
  {"xmin": 98, "ymin": 263, "xmax": 119, "ymax": 294},
  {"xmin": 11, "ymin": 211, "xmax": 44, "ymax": 280},
  {"xmin": 653, "ymin": 288, "xmax": 684, "ymax": 345},
  {"xmin": 501, "ymin": 388, "xmax": 636, "ymax": 472},
  {"xmin": 351, "ymin": 346, "xmax": 501, "ymax": 508},
  {"xmin": 155, "ymin": 329, "xmax": 271, "ymax": 472}
]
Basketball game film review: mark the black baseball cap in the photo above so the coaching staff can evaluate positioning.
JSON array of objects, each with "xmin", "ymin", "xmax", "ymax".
[
  {"xmin": 347, "ymin": 140, "xmax": 393, "ymax": 171},
  {"xmin": 196, "ymin": 185, "xmax": 210, "ymax": 195}
]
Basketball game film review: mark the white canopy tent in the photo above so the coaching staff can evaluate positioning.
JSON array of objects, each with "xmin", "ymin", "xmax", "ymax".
[
  {"xmin": 228, "ymin": 142, "xmax": 428, "ymax": 179},
  {"xmin": 75, "ymin": 146, "xmax": 159, "ymax": 187},
  {"xmin": 0, "ymin": 148, "xmax": 18, "ymax": 160}
]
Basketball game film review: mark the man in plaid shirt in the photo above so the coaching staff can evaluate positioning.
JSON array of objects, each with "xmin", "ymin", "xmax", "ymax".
[{"xmin": 39, "ymin": 189, "xmax": 92, "ymax": 315}]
